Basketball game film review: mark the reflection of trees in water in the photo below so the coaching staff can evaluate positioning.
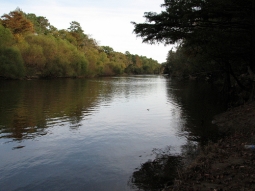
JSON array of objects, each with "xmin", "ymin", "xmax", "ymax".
[
  {"xmin": 0, "ymin": 76, "xmax": 162, "ymax": 141},
  {"xmin": 128, "ymin": 79, "xmax": 226, "ymax": 190},
  {"xmin": 166, "ymin": 79, "xmax": 227, "ymax": 144},
  {"xmin": 0, "ymin": 79, "xmax": 104, "ymax": 141},
  {"xmin": 129, "ymin": 147, "xmax": 182, "ymax": 191},
  {"xmin": 0, "ymin": 108, "xmax": 48, "ymax": 140}
]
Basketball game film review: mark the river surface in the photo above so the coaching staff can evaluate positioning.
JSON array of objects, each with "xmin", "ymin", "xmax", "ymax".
[{"xmin": 0, "ymin": 76, "xmax": 226, "ymax": 191}]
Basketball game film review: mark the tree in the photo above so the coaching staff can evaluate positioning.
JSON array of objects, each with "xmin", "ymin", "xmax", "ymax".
[
  {"xmin": 68, "ymin": 21, "xmax": 84, "ymax": 33},
  {"xmin": 101, "ymin": 46, "xmax": 114, "ymax": 55},
  {"xmin": 0, "ymin": 24, "xmax": 15, "ymax": 46},
  {"xmin": 133, "ymin": 0, "xmax": 252, "ymax": 44},
  {"xmin": 0, "ymin": 47, "xmax": 25, "ymax": 79},
  {"xmin": 132, "ymin": 0, "xmax": 253, "ymax": 70},
  {"xmin": 26, "ymin": 13, "xmax": 50, "ymax": 34},
  {"xmin": 58, "ymin": 29, "xmax": 77, "ymax": 44},
  {"xmin": 1, "ymin": 8, "xmax": 34, "ymax": 35},
  {"xmin": 133, "ymin": 0, "xmax": 255, "ymax": 100},
  {"xmin": 0, "ymin": 24, "xmax": 25, "ymax": 79},
  {"xmin": 68, "ymin": 21, "xmax": 87, "ymax": 48}
]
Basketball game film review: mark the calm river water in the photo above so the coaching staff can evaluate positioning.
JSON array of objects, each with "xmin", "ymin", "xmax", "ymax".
[{"xmin": 0, "ymin": 76, "xmax": 226, "ymax": 191}]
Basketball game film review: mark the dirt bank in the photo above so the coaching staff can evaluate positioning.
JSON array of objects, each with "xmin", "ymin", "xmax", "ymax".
[{"xmin": 164, "ymin": 101, "xmax": 255, "ymax": 191}]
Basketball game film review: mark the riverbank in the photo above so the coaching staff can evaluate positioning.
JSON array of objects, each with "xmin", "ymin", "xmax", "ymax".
[{"xmin": 164, "ymin": 101, "xmax": 255, "ymax": 191}]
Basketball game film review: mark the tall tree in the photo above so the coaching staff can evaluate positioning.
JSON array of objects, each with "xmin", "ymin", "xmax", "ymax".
[
  {"xmin": 101, "ymin": 46, "xmax": 114, "ymax": 56},
  {"xmin": 26, "ymin": 13, "xmax": 50, "ymax": 34},
  {"xmin": 132, "ymin": 0, "xmax": 253, "ymax": 69},
  {"xmin": 68, "ymin": 21, "xmax": 87, "ymax": 48},
  {"xmin": 133, "ymin": 0, "xmax": 255, "ymax": 99},
  {"xmin": 1, "ymin": 8, "xmax": 34, "ymax": 35}
]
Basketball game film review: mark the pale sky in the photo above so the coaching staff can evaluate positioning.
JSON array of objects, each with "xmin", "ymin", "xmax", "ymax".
[{"xmin": 0, "ymin": 0, "xmax": 174, "ymax": 63}]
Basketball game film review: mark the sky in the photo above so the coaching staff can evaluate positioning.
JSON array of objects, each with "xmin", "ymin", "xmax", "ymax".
[{"xmin": 0, "ymin": 0, "xmax": 175, "ymax": 63}]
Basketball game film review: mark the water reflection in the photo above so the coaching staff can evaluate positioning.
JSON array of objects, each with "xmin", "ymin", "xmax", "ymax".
[
  {"xmin": 0, "ymin": 76, "xmax": 227, "ymax": 191},
  {"xmin": 1, "ymin": 76, "xmax": 171, "ymax": 143},
  {"xmin": 167, "ymin": 80, "xmax": 227, "ymax": 144},
  {"xmin": 129, "ymin": 78, "xmax": 227, "ymax": 190},
  {"xmin": 0, "ymin": 79, "xmax": 101, "ymax": 141}
]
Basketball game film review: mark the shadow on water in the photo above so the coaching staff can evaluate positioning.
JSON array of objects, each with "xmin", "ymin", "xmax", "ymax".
[
  {"xmin": 129, "ymin": 142, "xmax": 201, "ymax": 191},
  {"xmin": 129, "ymin": 79, "xmax": 227, "ymax": 191},
  {"xmin": 166, "ymin": 79, "xmax": 227, "ymax": 145},
  {"xmin": 0, "ymin": 76, "xmax": 228, "ymax": 190},
  {"xmin": 129, "ymin": 146, "xmax": 183, "ymax": 191}
]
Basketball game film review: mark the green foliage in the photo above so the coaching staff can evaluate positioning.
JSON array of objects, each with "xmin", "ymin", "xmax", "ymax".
[
  {"xmin": 16, "ymin": 34, "xmax": 88, "ymax": 77},
  {"xmin": 1, "ymin": 9, "xmax": 160, "ymax": 79},
  {"xmin": 58, "ymin": 29, "xmax": 77, "ymax": 45},
  {"xmin": 68, "ymin": 21, "xmax": 87, "ymax": 48},
  {"xmin": 0, "ymin": 24, "xmax": 25, "ymax": 79},
  {"xmin": 133, "ymin": 0, "xmax": 255, "ymax": 101},
  {"xmin": 124, "ymin": 54, "xmax": 160, "ymax": 74},
  {"xmin": 39, "ymin": 36, "xmax": 88, "ymax": 77},
  {"xmin": 0, "ymin": 46, "xmax": 25, "ymax": 79},
  {"xmin": 18, "ymin": 35, "xmax": 50, "ymax": 75},
  {"xmin": 133, "ymin": 0, "xmax": 252, "ymax": 45},
  {"xmin": 0, "ymin": 24, "xmax": 15, "ymax": 46},
  {"xmin": 68, "ymin": 21, "xmax": 84, "ymax": 34},
  {"xmin": 101, "ymin": 46, "xmax": 114, "ymax": 55},
  {"xmin": 26, "ymin": 13, "xmax": 50, "ymax": 34}
]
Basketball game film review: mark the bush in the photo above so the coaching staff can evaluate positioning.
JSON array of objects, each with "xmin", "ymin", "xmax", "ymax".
[{"xmin": 0, "ymin": 47, "xmax": 25, "ymax": 79}]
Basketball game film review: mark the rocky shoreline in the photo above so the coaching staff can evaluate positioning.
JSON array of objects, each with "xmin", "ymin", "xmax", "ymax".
[{"xmin": 164, "ymin": 101, "xmax": 255, "ymax": 191}]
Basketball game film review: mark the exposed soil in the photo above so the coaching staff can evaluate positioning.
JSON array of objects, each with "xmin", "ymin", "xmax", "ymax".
[{"xmin": 164, "ymin": 101, "xmax": 255, "ymax": 191}]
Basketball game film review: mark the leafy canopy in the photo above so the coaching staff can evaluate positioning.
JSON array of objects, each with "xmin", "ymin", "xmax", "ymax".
[
  {"xmin": 1, "ymin": 8, "xmax": 34, "ymax": 35},
  {"xmin": 132, "ymin": 0, "xmax": 253, "ymax": 45}
]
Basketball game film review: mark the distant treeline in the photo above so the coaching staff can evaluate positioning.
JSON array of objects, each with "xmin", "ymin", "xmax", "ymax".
[{"xmin": 0, "ymin": 8, "xmax": 161, "ymax": 79}]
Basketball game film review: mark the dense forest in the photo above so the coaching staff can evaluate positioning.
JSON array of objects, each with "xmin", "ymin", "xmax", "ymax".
[
  {"xmin": 0, "ymin": 8, "xmax": 161, "ymax": 79},
  {"xmin": 133, "ymin": 0, "xmax": 255, "ymax": 104}
]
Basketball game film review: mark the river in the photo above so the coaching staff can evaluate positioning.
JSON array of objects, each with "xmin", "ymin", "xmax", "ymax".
[{"xmin": 0, "ymin": 75, "xmax": 226, "ymax": 191}]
